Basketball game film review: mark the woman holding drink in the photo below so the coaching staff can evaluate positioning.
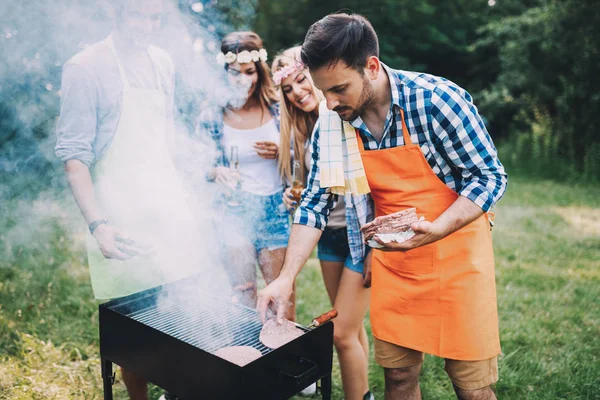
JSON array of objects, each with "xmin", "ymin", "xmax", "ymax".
[
  {"xmin": 200, "ymin": 32, "xmax": 294, "ymax": 320},
  {"xmin": 273, "ymin": 47, "xmax": 374, "ymax": 400}
]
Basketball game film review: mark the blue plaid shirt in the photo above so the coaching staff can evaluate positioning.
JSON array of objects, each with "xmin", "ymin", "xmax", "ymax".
[
  {"xmin": 294, "ymin": 65, "xmax": 507, "ymax": 235},
  {"xmin": 341, "ymin": 193, "xmax": 374, "ymax": 265}
]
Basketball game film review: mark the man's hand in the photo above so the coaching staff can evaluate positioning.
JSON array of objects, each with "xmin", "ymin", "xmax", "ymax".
[
  {"xmin": 363, "ymin": 198, "xmax": 485, "ymax": 252},
  {"xmin": 257, "ymin": 275, "xmax": 295, "ymax": 324},
  {"xmin": 362, "ymin": 250, "xmax": 373, "ymax": 288},
  {"xmin": 253, "ymin": 141, "xmax": 279, "ymax": 159},
  {"xmin": 370, "ymin": 219, "xmax": 445, "ymax": 252},
  {"xmin": 93, "ymin": 224, "xmax": 138, "ymax": 261},
  {"xmin": 360, "ymin": 216, "xmax": 385, "ymax": 241}
]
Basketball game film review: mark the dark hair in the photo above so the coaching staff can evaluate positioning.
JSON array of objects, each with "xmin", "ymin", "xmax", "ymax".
[
  {"xmin": 220, "ymin": 31, "xmax": 278, "ymax": 108},
  {"xmin": 301, "ymin": 13, "xmax": 379, "ymax": 72}
]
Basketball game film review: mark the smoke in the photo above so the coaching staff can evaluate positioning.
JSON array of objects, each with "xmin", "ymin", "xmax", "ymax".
[{"xmin": 0, "ymin": 0, "xmax": 260, "ymax": 305}]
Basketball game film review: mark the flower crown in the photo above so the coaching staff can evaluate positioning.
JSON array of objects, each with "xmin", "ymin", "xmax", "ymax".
[
  {"xmin": 273, "ymin": 61, "xmax": 305, "ymax": 86},
  {"xmin": 216, "ymin": 49, "xmax": 268, "ymax": 65}
]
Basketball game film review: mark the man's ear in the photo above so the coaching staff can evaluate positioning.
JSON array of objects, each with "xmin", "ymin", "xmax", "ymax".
[{"xmin": 365, "ymin": 56, "xmax": 380, "ymax": 81}]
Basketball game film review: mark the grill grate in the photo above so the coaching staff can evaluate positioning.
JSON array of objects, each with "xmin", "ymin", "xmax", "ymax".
[
  {"xmin": 100, "ymin": 283, "xmax": 334, "ymax": 400},
  {"xmin": 126, "ymin": 294, "xmax": 289, "ymax": 356}
]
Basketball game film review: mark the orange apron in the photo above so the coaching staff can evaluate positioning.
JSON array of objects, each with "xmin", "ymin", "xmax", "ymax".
[{"xmin": 358, "ymin": 110, "xmax": 501, "ymax": 360}]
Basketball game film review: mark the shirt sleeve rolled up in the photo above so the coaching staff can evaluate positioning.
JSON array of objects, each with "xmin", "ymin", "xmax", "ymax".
[
  {"xmin": 55, "ymin": 63, "xmax": 98, "ymax": 167},
  {"xmin": 430, "ymin": 85, "xmax": 508, "ymax": 212}
]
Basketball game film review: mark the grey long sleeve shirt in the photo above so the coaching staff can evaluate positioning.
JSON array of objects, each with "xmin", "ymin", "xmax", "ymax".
[{"xmin": 55, "ymin": 35, "xmax": 175, "ymax": 167}]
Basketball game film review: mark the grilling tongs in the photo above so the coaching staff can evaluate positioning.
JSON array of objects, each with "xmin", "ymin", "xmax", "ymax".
[{"xmin": 306, "ymin": 309, "xmax": 338, "ymax": 329}]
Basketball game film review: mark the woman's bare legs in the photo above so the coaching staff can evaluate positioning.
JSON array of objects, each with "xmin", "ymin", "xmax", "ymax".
[
  {"xmin": 320, "ymin": 261, "xmax": 371, "ymax": 400},
  {"xmin": 321, "ymin": 261, "xmax": 369, "ymax": 356},
  {"xmin": 225, "ymin": 243, "xmax": 258, "ymax": 308},
  {"xmin": 121, "ymin": 367, "xmax": 147, "ymax": 400},
  {"xmin": 320, "ymin": 260, "xmax": 344, "ymax": 301},
  {"xmin": 259, "ymin": 247, "xmax": 296, "ymax": 321},
  {"xmin": 359, "ymin": 322, "xmax": 370, "ymax": 361}
]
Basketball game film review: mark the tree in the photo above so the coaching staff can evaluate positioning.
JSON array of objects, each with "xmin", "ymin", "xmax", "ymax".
[{"xmin": 474, "ymin": 0, "xmax": 600, "ymax": 180}]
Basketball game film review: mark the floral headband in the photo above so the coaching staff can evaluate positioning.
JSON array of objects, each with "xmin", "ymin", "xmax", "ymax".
[
  {"xmin": 273, "ymin": 61, "xmax": 306, "ymax": 86},
  {"xmin": 216, "ymin": 49, "xmax": 268, "ymax": 65}
]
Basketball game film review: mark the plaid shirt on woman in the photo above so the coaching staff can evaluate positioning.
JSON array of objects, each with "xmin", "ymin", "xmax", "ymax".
[{"xmin": 294, "ymin": 65, "xmax": 508, "ymax": 237}]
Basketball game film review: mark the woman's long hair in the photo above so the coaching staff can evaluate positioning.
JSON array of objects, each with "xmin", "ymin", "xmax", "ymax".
[
  {"xmin": 272, "ymin": 46, "xmax": 324, "ymax": 184},
  {"xmin": 220, "ymin": 31, "xmax": 278, "ymax": 111}
]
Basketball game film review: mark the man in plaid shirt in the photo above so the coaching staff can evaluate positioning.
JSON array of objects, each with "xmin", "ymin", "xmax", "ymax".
[{"xmin": 259, "ymin": 13, "xmax": 507, "ymax": 400}]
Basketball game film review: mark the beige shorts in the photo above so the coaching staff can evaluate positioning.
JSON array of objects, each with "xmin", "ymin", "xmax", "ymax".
[{"xmin": 374, "ymin": 337, "xmax": 499, "ymax": 390}]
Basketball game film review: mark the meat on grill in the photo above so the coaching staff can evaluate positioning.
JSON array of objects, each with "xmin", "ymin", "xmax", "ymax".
[
  {"xmin": 259, "ymin": 319, "xmax": 303, "ymax": 349},
  {"xmin": 214, "ymin": 346, "xmax": 262, "ymax": 366}
]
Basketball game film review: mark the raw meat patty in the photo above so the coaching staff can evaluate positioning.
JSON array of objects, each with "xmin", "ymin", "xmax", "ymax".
[
  {"xmin": 259, "ymin": 319, "xmax": 303, "ymax": 349},
  {"xmin": 373, "ymin": 208, "xmax": 419, "ymax": 234},
  {"xmin": 366, "ymin": 208, "xmax": 421, "ymax": 248},
  {"xmin": 214, "ymin": 346, "xmax": 262, "ymax": 366}
]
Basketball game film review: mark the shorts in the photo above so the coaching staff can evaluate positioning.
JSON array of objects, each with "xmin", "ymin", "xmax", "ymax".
[
  {"xmin": 317, "ymin": 227, "xmax": 364, "ymax": 274},
  {"xmin": 218, "ymin": 189, "xmax": 290, "ymax": 254},
  {"xmin": 374, "ymin": 337, "xmax": 499, "ymax": 390}
]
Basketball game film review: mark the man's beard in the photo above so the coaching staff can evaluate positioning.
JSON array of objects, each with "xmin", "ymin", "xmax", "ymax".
[{"xmin": 336, "ymin": 76, "xmax": 374, "ymax": 121}]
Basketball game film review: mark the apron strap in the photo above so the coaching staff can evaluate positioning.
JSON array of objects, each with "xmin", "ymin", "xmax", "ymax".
[
  {"xmin": 356, "ymin": 127, "xmax": 365, "ymax": 152},
  {"xmin": 107, "ymin": 34, "xmax": 162, "ymax": 91},
  {"xmin": 147, "ymin": 47, "xmax": 164, "ymax": 92},
  {"xmin": 398, "ymin": 108, "xmax": 412, "ymax": 146},
  {"xmin": 354, "ymin": 108, "xmax": 413, "ymax": 150},
  {"xmin": 107, "ymin": 34, "xmax": 131, "ymax": 89}
]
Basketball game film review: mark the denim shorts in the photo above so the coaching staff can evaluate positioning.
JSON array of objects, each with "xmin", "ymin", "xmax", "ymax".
[
  {"xmin": 317, "ymin": 227, "xmax": 364, "ymax": 274},
  {"xmin": 218, "ymin": 189, "xmax": 290, "ymax": 254}
]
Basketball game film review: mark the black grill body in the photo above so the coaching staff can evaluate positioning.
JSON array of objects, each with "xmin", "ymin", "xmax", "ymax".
[{"xmin": 99, "ymin": 281, "xmax": 334, "ymax": 400}]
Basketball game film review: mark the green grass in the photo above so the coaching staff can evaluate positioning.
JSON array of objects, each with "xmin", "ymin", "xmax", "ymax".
[{"xmin": 1, "ymin": 177, "xmax": 599, "ymax": 399}]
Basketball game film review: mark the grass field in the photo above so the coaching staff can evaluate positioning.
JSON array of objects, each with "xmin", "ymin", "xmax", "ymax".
[{"xmin": 1, "ymin": 177, "xmax": 599, "ymax": 399}]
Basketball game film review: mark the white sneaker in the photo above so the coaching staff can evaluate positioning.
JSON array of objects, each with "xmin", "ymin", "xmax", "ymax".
[{"xmin": 299, "ymin": 382, "xmax": 317, "ymax": 396}]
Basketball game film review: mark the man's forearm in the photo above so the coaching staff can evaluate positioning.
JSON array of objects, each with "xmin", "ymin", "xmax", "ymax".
[
  {"xmin": 65, "ymin": 159, "xmax": 103, "ymax": 225},
  {"xmin": 280, "ymin": 224, "xmax": 323, "ymax": 281},
  {"xmin": 433, "ymin": 195, "xmax": 485, "ymax": 238}
]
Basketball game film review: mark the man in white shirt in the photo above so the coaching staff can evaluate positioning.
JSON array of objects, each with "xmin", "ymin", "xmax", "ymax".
[{"xmin": 56, "ymin": 1, "xmax": 190, "ymax": 399}]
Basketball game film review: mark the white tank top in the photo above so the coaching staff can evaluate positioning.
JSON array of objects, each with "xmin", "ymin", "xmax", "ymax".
[{"xmin": 223, "ymin": 119, "xmax": 282, "ymax": 195}]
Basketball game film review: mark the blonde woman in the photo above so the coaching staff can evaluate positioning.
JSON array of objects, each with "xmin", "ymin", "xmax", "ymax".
[
  {"xmin": 199, "ymin": 32, "xmax": 295, "ymax": 320},
  {"xmin": 273, "ymin": 47, "xmax": 374, "ymax": 400}
]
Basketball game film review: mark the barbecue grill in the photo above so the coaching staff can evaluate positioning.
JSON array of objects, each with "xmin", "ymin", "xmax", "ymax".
[{"xmin": 99, "ymin": 277, "xmax": 334, "ymax": 400}]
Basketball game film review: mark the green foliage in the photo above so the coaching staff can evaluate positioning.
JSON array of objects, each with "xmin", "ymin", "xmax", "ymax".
[
  {"xmin": 254, "ymin": 0, "xmax": 600, "ymax": 182},
  {"xmin": 474, "ymin": 0, "xmax": 600, "ymax": 181},
  {"xmin": 255, "ymin": 0, "xmax": 491, "ymax": 83},
  {"xmin": 1, "ymin": 0, "xmax": 598, "ymax": 189}
]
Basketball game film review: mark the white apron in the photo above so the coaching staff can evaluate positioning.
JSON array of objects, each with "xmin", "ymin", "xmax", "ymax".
[{"xmin": 86, "ymin": 36, "xmax": 200, "ymax": 299}]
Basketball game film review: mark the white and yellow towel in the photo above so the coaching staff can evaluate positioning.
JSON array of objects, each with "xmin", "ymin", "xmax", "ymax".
[{"xmin": 318, "ymin": 101, "xmax": 370, "ymax": 195}]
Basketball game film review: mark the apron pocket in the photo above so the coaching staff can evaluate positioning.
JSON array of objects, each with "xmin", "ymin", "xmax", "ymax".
[{"xmin": 377, "ymin": 243, "xmax": 435, "ymax": 275}]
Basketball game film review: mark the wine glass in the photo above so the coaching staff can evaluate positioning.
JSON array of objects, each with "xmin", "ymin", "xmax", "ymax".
[{"xmin": 227, "ymin": 145, "xmax": 243, "ymax": 207}]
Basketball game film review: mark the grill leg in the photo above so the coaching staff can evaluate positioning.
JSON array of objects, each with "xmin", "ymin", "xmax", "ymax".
[
  {"xmin": 101, "ymin": 358, "xmax": 114, "ymax": 400},
  {"xmin": 320, "ymin": 374, "xmax": 332, "ymax": 400}
]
